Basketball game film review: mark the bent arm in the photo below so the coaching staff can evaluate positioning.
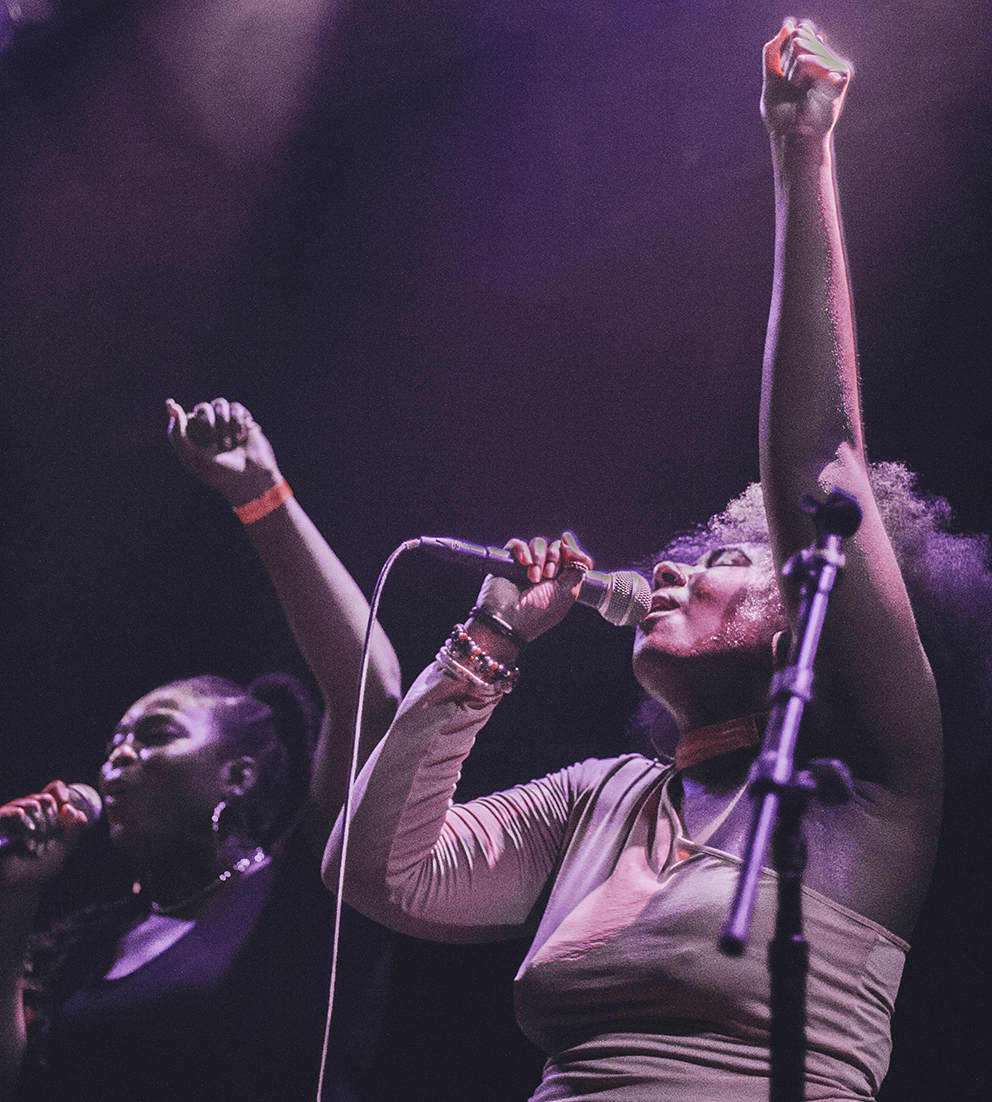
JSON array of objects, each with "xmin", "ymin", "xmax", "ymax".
[
  {"xmin": 0, "ymin": 888, "xmax": 36, "ymax": 1102},
  {"xmin": 0, "ymin": 785, "xmax": 88, "ymax": 1101},
  {"xmin": 758, "ymin": 24, "xmax": 942, "ymax": 803},
  {"xmin": 323, "ymin": 534, "xmax": 593, "ymax": 939},
  {"xmin": 323, "ymin": 661, "xmax": 571, "ymax": 942},
  {"xmin": 167, "ymin": 399, "xmax": 402, "ymax": 845},
  {"xmin": 240, "ymin": 494, "xmax": 401, "ymax": 842}
]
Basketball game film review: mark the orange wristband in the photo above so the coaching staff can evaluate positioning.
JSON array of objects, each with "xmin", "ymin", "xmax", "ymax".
[{"xmin": 234, "ymin": 479, "xmax": 293, "ymax": 525}]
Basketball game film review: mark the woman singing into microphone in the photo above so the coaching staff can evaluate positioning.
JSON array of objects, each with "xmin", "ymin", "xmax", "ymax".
[
  {"xmin": 0, "ymin": 399, "xmax": 401, "ymax": 1102},
  {"xmin": 324, "ymin": 21, "xmax": 990, "ymax": 1100}
]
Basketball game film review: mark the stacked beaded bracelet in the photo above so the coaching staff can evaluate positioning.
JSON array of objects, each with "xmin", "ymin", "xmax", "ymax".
[
  {"xmin": 234, "ymin": 478, "xmax": 293, "ymax": 525},
  {"xmin": 442, "ymin": 624, "xmax": 521, "ymax": 691}
]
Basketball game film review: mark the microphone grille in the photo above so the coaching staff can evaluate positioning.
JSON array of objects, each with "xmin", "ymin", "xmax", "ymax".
[
  {"xmin": 67, "ymin": 783, "xmax": 103, "ymax": 823},
  {"xmin": 603, "ymin": 571, "xmax": 652, "ymax": 627}
]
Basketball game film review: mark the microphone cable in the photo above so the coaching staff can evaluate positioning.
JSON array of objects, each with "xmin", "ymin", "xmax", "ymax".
[
  {"xmin": 315, "ymin": 538, "xmax": 411, "ymax": 1102},
  {"xmin": 314, "ymin": 533, "xmax": 637, "ymax": 1095}
]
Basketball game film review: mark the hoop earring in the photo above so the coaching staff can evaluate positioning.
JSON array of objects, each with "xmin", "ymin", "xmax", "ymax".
[{"xmin": 211, "ymin": 800, "xmax": 227, "ymax": 835}]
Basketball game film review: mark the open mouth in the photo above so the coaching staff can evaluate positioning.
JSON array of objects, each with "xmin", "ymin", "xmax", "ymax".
[
  {"xmin": 100, "ymin": 780, "xmax": 139, "ymax": 807},
  {"xmin": 648, "ymin": 595, "xmax": 681, "ymax": 615}
]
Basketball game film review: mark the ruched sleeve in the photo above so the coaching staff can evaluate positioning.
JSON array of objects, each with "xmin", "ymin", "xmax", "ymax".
[{"xmin": 323, "ymin": 661, "xmax": 577, "ymax": 943}]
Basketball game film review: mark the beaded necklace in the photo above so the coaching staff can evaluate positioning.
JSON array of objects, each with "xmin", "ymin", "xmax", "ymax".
[{"xmin": 145, "ymin": 847, "xmax": 268, "ymax": 916}]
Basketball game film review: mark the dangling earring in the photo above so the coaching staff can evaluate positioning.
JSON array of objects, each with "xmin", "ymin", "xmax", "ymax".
[{"xmin": 211, "ymin": 800, "xmax": 227, "ymax": 835}]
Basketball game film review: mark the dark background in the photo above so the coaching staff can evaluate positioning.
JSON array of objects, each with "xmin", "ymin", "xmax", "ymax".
[{"xmin": 1, "ymin": 1, "xmax": 989, "ymax": 1098}]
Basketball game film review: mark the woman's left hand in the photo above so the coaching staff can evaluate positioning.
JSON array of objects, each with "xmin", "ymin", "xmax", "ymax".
[
  {"xmin": 761, "ymin": 19, "xmax": 851, "ymax": 139},
  {"xmin": 167, "ymin": 397, "xmax": 283, "ymax": 507},
  {"xmin": 473, "ymin": 531, "xmax": 594, "ymax": 645}
]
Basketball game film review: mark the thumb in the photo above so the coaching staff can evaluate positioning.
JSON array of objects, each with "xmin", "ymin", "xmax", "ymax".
[
  {"xmin": 166, "ymin": 398, "xmax": 188, "ymax": 447},
  {"xmin": 763, "ymin": 20, "xmax": 794, "ymax": 79}
]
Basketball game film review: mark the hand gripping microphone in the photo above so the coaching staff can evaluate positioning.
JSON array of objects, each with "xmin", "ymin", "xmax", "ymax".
[
  {"xmin": 409, "ymin": 537, "xmax": 652, "ymax": 627},
  {"xmin": 0, "ymin": 784, "xmax": 103, "ymax": 853}
]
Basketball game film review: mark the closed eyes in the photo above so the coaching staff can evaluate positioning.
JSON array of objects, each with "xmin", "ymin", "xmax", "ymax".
[
  {"xmin": 702, "ymin": 547, "xmax": 753, "ymax": 568},
  {"xmin": 106, "ymin": 717, "xmax": 184, "ymax": 757}
]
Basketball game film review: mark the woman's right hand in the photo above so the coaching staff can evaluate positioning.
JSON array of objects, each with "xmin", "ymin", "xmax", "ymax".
[
  {"xmin": 167, "ymin": 397, "xmax": 284, "ymax": 508},
  {"xmin": 471, "ymin": 531, "xmax": 594, "ymax": 648},
  {"xmin": 0, "ymin": 781, "xmax": 90, "ymax": 894}
]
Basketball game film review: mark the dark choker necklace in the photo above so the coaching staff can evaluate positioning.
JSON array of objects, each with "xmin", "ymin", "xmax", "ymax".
[{"xmin": 674, "ymin": 714, "xmax": 767, "ymax": 771}]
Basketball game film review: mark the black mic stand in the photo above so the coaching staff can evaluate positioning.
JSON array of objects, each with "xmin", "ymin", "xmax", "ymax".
[{"xmin": 719, "ymin": 490, "xmax": 861, "ymax": 1102}]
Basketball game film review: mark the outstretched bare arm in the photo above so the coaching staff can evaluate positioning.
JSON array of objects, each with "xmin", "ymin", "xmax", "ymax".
[
  {"xmin": 168, "ymin": 398, "xmax": 401, "ymax": 847},
  {"xmin": 758, "ymin": 21, "xmax": 941, "ymax": 852}
]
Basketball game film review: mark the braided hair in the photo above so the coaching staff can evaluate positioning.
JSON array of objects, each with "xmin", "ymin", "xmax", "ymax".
[
  {"xmin": 23, "ymin": 672, "xmax": 321, "ymax": 1029},
  {"xmin": 169, "ymin": 671, "xmax": 321, "ymax": 847}
]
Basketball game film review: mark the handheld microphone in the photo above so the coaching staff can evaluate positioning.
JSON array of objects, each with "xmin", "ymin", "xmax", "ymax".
[
  {"xmin": 409, "ymin": 537, "xmax": 652, "ymax": 627},
  {"xmin": 0, "ymin": 783, "xmax": 102, "ymax": 853}
]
